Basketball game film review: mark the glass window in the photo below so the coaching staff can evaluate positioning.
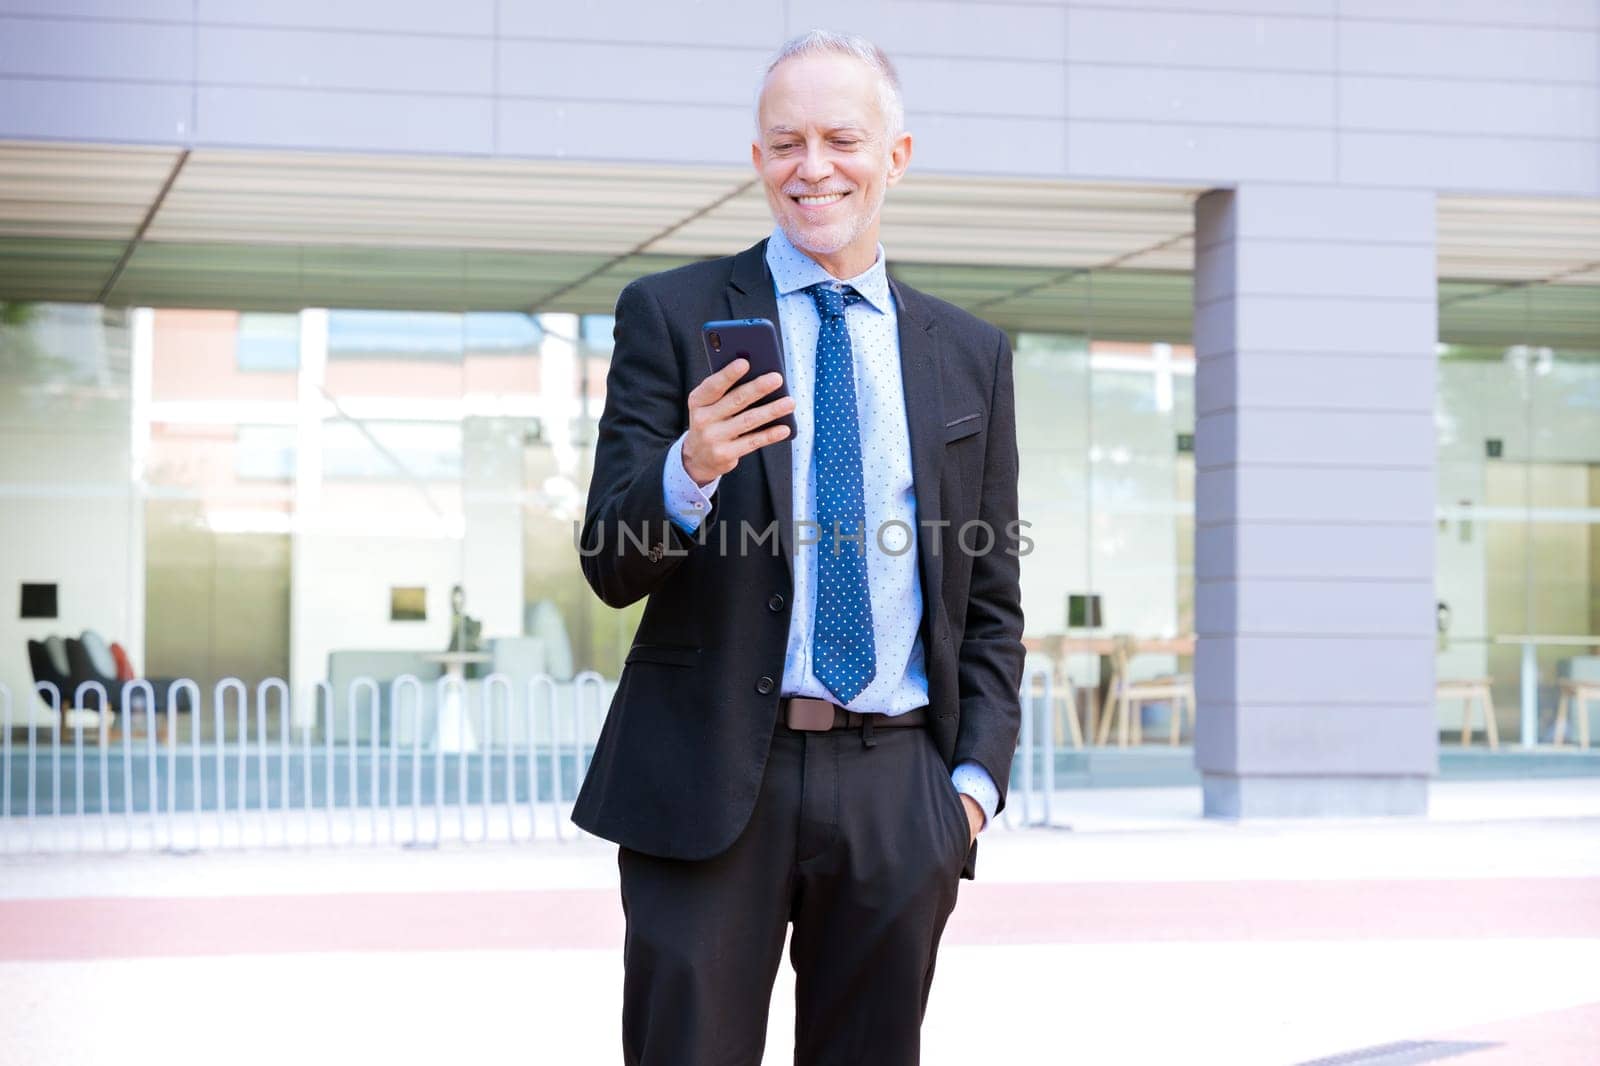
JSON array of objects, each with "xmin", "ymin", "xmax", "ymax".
[
  {"xmin": 328, "ymin": 310, "xmax": 465, "ymax": 360},
  {"xmin": 235, "ymin": 425, "xmax": 295, "ymax": 480},
  {"xmin": 1435, "ymin": 330, "xmax": 1600, "ymax": 745},
  {"xmin": 1014, "ymin": 321, "xmax": 1196, "ymax": 744},
  {"xmin": 235, "ymin": 312, "xmax": 299, "ymax": 372},
  {"xmin": 466, "ymin": 312, "xmax": 543, "ymax": 354}
]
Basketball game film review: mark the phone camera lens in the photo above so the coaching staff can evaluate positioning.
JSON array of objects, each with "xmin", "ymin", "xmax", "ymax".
[{"xmin": 709, "ymin": 331, "xmax": 722, "ymax": 351}]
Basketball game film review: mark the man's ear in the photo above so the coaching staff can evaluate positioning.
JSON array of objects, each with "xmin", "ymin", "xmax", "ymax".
[
  {"xmin": 885, "ymin": 132, "xmax": 912, "ymax": 187},
  {"xmin": 751, "ymin": 140, "xmax": 763, "ymax": 173}
]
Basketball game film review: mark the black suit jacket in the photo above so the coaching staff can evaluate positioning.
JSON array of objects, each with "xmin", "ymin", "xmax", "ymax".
[{"xmin": 571, "ymin": 238, "xmax": 1024, "ymax": 880}]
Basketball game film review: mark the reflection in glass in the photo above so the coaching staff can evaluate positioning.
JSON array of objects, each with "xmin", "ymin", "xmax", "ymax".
[
  {"xmin": 1014, "ymin": 308, "xmax": 1197, "ymax": 743},
  {"xmin": 1, "ymin": 304, "xmax": 138, "ymax": 726},
  {"xmin": 1435, "ymin": 336, "xmax": 1600, "ymax": 745}
]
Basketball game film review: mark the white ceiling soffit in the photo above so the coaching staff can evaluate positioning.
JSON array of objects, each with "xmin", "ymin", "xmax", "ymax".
[
  {"xmin": 0, "ymin": 141, "xmax": 1200, "ymax": 268},
  {"xmin": 0, "ymin": 142, "xmax": 176, "ymax": 241},
  {"xmin": 1, "ymin": 142, "xmax": 1590, "ymax": 281},
  {"xmin": 151, "ymin": 149, "xmax": 750, "ymax": 253},
  {"xmin": 1437, "ymin": 195, "xmax": 1600, "ymax": 284},
  {"xmin": 0, "ymin": 143, "xmax": 1595, "ymax": 337}
]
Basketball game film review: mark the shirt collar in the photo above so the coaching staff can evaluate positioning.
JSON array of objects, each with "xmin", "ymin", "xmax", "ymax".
[{"xmin": 764, "ymin": 226, "xmax": 892, "ymax": 315}]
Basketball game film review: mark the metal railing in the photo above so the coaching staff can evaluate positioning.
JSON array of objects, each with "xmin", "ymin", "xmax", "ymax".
[
  {"xmin": 2, "ymin": 668, "xmax": 1067, "ymax": 854},
  {"xmin": 0, "ymin": 673, "xmax": 610, "ymax": 855},
  {"xmin": 1004, "ymin": 663, "xmax": 1060, "ymax": 830}
]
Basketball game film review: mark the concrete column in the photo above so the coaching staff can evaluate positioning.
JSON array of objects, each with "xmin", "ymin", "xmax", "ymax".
[{"xmin": 1192, "ymin": 184, "xmax": 1439, "ymax": 817}]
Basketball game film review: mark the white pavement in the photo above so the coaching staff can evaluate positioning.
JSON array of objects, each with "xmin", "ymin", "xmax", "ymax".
[{"xmin": 1, "ymin": 778, "xmax": 1597, "ymax": 1066}]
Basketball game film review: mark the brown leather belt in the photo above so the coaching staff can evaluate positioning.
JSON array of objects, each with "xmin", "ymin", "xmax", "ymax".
[{"xmin": 780, "ymin": 696, "xmax": 928, "ymax": 732}]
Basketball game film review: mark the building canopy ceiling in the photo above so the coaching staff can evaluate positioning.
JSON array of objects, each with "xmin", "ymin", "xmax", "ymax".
[{"xmin": 0, "ymin": 141, "xmax": 1595, "ymax": 347}]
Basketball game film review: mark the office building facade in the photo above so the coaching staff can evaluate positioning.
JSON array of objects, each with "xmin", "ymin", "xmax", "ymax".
[{"xmin": 2, "ymin": 1, "xmax": 1597, "ymax": 817}]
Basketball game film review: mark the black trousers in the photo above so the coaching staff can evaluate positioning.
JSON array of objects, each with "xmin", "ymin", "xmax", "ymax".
[{"xmin": 617, "ymin": 718, "xmax": 972, "ymax": 1065}]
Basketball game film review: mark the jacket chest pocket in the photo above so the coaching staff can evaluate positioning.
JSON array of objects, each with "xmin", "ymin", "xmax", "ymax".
[
  {"xmin": 624, "ymin": 643, "xmax": 702, "ymax": 668},
  {"xmin": 943, "ymin": 412, "xmax": 983, "ymax": 445}
]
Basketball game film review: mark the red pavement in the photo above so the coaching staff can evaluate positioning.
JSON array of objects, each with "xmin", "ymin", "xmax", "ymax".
[{"xmin": 2, "ymin": 877, "xmax": 1596, "ymax": 962}]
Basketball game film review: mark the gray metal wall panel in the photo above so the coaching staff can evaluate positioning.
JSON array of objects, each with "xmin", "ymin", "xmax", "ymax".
[
  {"xmin": 1196, "ymin": 466, "xmax": 1436, "ymax": 524},
  {"xmin": 1067, "ymin": 66, "xmax": 1335, "ymax": 128},
  {"xmin": 0, "ymin": 76, "xmax": 192, "ymax": 141},
  {"xmin": 1338, "ymin": 0, "xmax": 1599, "ymax": 31},
  {"xmin": 909, "ymin": 112, "xmax": 1067, "ymax": 175},
  {"xmin": 1194, "ymin": 409, "xmax": 1436, "ymax": 469},
  {"xmin": 0, "ymin": 1, "xmax": 191, "ymax": 16},
  {"xmin": 1340, "ymin": 20, "xmax": 1599, "ymax": 83},
  {"xmin": 897, "ymin": 55, "xmax": 1066, "ymax": 119},
  {"xmin": 1339, "ymin": 131, "xmax": 1600, "ymax": 196},
  {"xmin": 1196, "ymin": 522, "xmax": 1435, "ymax": 582},
  {"xmin": 1194, "ymin": 295, "xmax": 1436, "ymax": 356},
  {"xmin": 197, "ymin": 0, "xmax": 496, "ymax": 36},
  {"xmin": 1340, "ymin": 77, "xmax": 1599, "ymax": 140},
  {"xmin": 1194, "ymin": 352, "xmax": 1436, "ymax": 415},
  {"xmin": 1067, "ymin": 0, "xmax": 1335, "ymax": 14},
  {"xmin": 503, "ymin": 0, "xmax": 783, "ymax": 48},
  {"xmin": 197, "ymin": 25, "xmax": 493, "ymax": 94},
  {"xmin": 1196, "ymin": 240, "xmax": 1435, "ymax": 302},
  {"xmin": 0, "ymin": 16, "xmax": 193, "ymax": 81},
  {"xmin": 1197, "ymin": 636, "xmax": 1436, "ymax": 704},
  {"xmin": 1197, "ymin": 180, "xmax": 1439, "ymax": 241},
  {"xmin": 197, "ymin": 86, "xmax": 494, "ymax": 153},
  {"xmin": 1191, "ymin": 184, "xmax": 1439, "ymax": 794},
  {"xmin": 1222, "ymin": 703, "xmax": 1438, "ymax": 775},
  {"xmin": 498, "ymin": 39, "xmax": 763, "ymax": 106},
  {"xmin": 0, "ymin": 3, "xmax": 1592, "ymax": 197},
  {"xmin": 795, "ymin": 0, "xmax": 1067, "ymax": 61},
  {"xmin": 498, "ymin": 99, "xmax": 750, "ymax": 166},
  {"xmin": 1066, "ymin": 8, "xmax": 1335, "ymax": 72},
  {"xmin": 1197, "ymin": 579, "xmax": 1435, "ymax": 638},
  {"xmin": 1068, "ymin": 121, "xmax": 1335, "ymax": 183}
]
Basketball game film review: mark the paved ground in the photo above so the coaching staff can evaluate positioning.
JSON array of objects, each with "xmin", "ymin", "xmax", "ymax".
[{"xmin": 2, "ymin": 778, "xmax": 1598, "ymax": 1065}]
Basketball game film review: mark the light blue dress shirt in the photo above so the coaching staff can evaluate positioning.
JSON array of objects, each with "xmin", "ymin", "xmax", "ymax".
[{"xmin": 660, "ymin": 228, "xmax": 999, "ymax": 831}]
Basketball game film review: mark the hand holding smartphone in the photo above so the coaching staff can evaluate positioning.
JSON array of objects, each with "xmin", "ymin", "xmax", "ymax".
[
  {"xmin": 700, "ymin": 318, "xmax": 797, "ymax": 438},
  {"xmin": 680, "ymin": 318, "xmax": 795, "ymax": 486}
]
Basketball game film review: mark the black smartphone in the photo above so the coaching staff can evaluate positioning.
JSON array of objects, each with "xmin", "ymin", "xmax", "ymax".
[{"xmin": 701, "ymin": 317, "xmax": 797, "ymax": 439}]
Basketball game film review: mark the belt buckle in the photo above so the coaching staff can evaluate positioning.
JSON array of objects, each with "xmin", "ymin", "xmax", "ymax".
[{"xmin": 786, "ymin": 697, "xmax": 836, "ymax": 731}]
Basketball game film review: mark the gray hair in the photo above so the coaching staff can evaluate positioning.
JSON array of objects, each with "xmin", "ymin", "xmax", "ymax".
[{"xmin": 756, "ymin": 30, "xmax": 905, "ymax": 140}]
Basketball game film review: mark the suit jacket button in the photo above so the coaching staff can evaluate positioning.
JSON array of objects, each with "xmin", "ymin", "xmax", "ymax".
[
  {"xmin": 647, "ymin": 545, "xmax": 664, "ymax": 563},
  {"xmin": 767, "ymin": 593, "xmax": 784, "ymax": 612},
  {"xmin": 755, "ymin": 676, "xmax": 775, "ymax": 695}
]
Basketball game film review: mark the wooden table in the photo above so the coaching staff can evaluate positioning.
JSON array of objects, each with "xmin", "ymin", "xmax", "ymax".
[
  {"xmin": 1028, "ymin": 635, "xmax": 1197, "ymax": 658},
  {"xmin": 1492, "ymin": 635, "xmax": 1600, "ymax": 748},
  {"xmin": 1023, "ymin": 634, "xmax": 1196, "ymax": 744}
]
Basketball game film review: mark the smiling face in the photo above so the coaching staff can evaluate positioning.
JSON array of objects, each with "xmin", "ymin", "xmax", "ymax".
[{"xmin": 752, "ymin": 50, "xmax": 912, "ymax": 279}]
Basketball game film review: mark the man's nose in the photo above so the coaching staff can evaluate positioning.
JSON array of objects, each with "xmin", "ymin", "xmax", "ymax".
[{"xmin": 796, "ymin": 143, "xmax": 831, "ymax": 183}]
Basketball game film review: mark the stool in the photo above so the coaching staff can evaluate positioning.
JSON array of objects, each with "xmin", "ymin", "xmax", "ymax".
[
  {"xmin": 1437, "ymin": 678, "xmax": 1498, "ymax": 750},
  {"xmin": 1555, "ymin": 680, "xmax": 1598, "ymax": 748},
  {"xmin": 1097, "ymin": 636, "xmax": 1196, "ymax": 748}
]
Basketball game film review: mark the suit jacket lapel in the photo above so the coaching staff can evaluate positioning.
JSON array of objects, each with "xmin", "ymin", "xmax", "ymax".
[
  {"xmin": 724, "ymin": 244, "xmax": 946, "ymax": 608},
  {"xmin": 726, "ymin": 240, "xmax": 795, "ymax": 579},
  {"xmin": 888, "ymin": 275, "xmax": 947, "ymax": 646}
]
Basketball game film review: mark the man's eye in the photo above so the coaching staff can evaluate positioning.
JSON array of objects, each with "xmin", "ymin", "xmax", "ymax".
[
  {"xmin": 832, "ymin": 139, "xmax": 858, "ymax": 148},
  {"xmin": 772, "ymin": 142, "xmax": 797, "ymax": 151}
]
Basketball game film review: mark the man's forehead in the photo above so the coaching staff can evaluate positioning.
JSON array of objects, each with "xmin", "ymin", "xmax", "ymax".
[
  {"xmin": 755, "ymin": 51, "xmax": 891, "ymax": 140},
  {"xmin": 758, "ymin": 88, "xmax": 883, "ymax": 133},
  {"xmin": 762, "ymin": 120, "xmax": 872, "ymax": 136}
]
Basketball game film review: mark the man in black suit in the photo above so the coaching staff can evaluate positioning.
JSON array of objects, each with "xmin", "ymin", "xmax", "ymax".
[{"xmin": 574, "ymin": 29, "xmax": 1024, "ymax": 1066}]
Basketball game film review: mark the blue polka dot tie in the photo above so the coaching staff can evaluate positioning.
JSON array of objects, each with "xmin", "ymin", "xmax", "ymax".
[{"xmin": 805, "ymin": 282, "xmax": 877, "ymax": 706}]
